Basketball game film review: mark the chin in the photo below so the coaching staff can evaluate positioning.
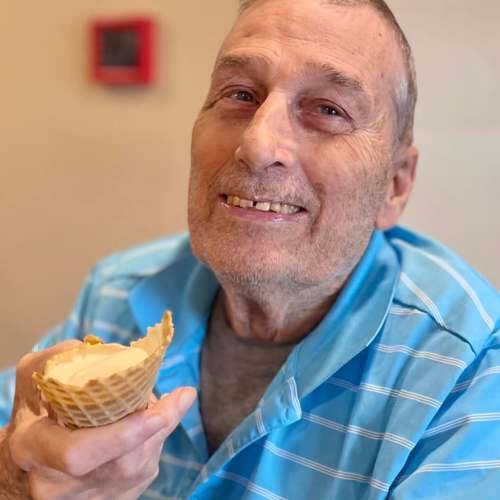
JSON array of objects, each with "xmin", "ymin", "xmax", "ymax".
[{"xmin": 191, "ymin": 232, "xmax": 330, "ymax": 291}]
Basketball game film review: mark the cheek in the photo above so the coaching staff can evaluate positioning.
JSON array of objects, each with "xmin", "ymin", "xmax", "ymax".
[
  {"xmin": 306, "ymin": 135, "xmax": 390, "ymax": 225},
  {"xmin": 305, "ymin": 148, "xmax": 363, "ymax": 207},
  {"xmin": 191, "ymin": 113, "xmax": 242, "ymax": 175},
  {"xmin": 189, "ymin": 114, "xmax": 243, "ymax": 224}
]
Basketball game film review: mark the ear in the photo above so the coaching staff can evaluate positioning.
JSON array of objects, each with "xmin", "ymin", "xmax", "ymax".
[{"xmin": 375, "ymin": 145, "xmax": 418, "ymax": 231}]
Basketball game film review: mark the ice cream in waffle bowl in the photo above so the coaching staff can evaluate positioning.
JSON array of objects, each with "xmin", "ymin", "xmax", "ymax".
[{"xmin": 33, "ymin": 311, "xmax": 174, "ymax": 429}]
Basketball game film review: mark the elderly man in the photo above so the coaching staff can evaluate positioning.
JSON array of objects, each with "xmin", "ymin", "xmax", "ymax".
[{"xmin": 1, "ymin": 0, "xmax": 499, "ymax": 498}]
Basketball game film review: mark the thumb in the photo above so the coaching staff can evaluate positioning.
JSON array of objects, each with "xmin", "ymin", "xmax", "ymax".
[{"xmin": 147, "ymin": 387, "xmax": 197, "ymax": 432}]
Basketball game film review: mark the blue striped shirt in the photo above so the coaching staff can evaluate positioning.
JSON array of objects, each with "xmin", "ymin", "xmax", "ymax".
[{"xmin": 1, "ymin": 226, "xmax": 499, "ymax": 499}]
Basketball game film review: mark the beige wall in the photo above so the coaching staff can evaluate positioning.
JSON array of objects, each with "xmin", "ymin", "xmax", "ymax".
[
  {"xmin": 1, "ymin": 0, "xmax": 238, "ymax": 368},
  {"xmin": 1, "ymin": 0, "xmax": 499, "ymax": 369},
  {"xmin": 394, "ymin": 0, "xmax": 500, "ymax": 291}
]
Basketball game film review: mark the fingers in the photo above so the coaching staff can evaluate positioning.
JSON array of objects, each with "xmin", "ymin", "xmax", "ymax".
[
  {"xmin": 148, "ymin": 387, "xmax": 196, "ymax": 425},
  {"xmin": 28, "ymin": 468, "xmax": 76, "ymax": 500},
  {"xmin": 78, "ymin": 387, "xmax": 196, "ymax": 471},
  {"xmin": 28, "ymin": 431, "xmax": 163, "ymax": 500},
  {"xmin": 83, "ymin": 428, "xmax": 165, "ymax": 488},
  {"xmin": 12, "ymin": 387, "xmax": 196, "ymax": 477}
]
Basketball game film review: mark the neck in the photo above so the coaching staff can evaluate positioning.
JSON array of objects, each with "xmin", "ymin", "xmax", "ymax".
[{"xmin": 216, "ymin": 277, "xmax": 345, "ymax": 344}]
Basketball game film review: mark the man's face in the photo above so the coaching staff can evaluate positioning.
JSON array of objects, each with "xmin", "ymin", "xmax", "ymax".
[{"xmin": 188, "ymin": 0, "xmax": 407, "ymax": 289}]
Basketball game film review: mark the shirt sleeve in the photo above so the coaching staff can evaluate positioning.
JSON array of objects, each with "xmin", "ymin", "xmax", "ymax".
[
  {"xmin": 0, "ymin": 272, "xmax": 95, "ymax": 427},
  {"xmin": 389, "ymin": 330, "xmax": 500, "ymax": 500}
]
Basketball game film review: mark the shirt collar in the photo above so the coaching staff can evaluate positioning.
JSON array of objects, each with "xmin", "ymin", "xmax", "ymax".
[
  {"xmin": 287, "ymin": 230, "xmax": 399, "ymax": 399},
  {"xmin": 129, "ymin": 255, "xmax": 219, "ymax": 358},
  {"xmin": 387, "ymin": 226, "xmax": 499, "ymax": 353},
  {"xmin": 129, "ymin": 258, "xmax": 220, "ymax": 461}
]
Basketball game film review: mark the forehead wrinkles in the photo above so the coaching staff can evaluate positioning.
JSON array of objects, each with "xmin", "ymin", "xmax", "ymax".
[{"xmin": 222, "ymin": 2, "xmax": 397, "ymax": 90}]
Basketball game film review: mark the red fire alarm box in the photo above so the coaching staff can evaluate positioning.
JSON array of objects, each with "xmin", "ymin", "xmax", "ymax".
[{"xmin": 91, "ymin": 17, "xmax": 155, "ymax": 86}]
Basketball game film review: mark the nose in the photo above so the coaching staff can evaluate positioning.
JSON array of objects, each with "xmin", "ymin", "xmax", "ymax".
[{"xmin": 235, "ymin": 92, "xmax": 296, "ymax": 172}]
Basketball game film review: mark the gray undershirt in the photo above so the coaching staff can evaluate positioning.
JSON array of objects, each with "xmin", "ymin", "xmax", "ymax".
[{"xmin": 200, "ymin": 296, "xmax": 296, "ymax": 455}]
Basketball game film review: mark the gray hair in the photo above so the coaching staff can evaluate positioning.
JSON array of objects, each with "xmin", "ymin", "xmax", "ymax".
[{"xmin": 239, "ymin": 0, "xmax": 417, "ymax": 147}]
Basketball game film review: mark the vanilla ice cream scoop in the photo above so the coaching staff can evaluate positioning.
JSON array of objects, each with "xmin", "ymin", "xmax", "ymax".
[
  {"xmin": 33, "ymin": 311, "xmax": 174, "ymax": 428},
  {"xmin": 46, "ymin": 346, "xmax": 148, "ymax": 387}
]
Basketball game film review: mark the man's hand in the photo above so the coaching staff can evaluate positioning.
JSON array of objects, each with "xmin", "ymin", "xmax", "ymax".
[{"xmin": 1, "ymin": 342, "xmax": 196, "ymax": 500}]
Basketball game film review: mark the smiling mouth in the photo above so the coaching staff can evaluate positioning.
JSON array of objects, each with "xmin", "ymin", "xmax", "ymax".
[{"xmin": 224, "ymin": 194, "xmax": 304, "ymax": 215}]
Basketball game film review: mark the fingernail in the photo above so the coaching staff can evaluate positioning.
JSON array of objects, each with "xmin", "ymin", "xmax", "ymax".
[{"xmin": 177, "ymin": 387, "xmax": 197, "ymax": 415}]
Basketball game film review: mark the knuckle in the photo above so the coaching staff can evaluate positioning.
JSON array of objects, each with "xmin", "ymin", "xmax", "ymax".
[
  {"xmin": 116, "ymin": 427, "xmax": 141, "ymax": 453},
  {"xmin": 112, "ymin": 457, "xmax": 139, "ymax": 481},
  {"xmin": 123, "ymin": 419, "xmax": 161, "ymax": 451},
  {"xmin": 113, "ymin": 456, "xmax": 156, "ymax": 484},
  {"xmin": 58, "ymin": 446, "xmax": 86, "ymax": 477}
]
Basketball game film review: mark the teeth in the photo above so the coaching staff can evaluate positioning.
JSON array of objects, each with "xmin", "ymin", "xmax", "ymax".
[
  {"xmin": 239, "ymin": 198, "xmax": 254, "ymax": 209},
  {"xmin": 226, "ymin": 195, "xmax": 301, "ymax": 214},
  {"xmin": 255, "ymin": 202, "xmax": 271, "ymax": 212},
  {"xmin": 281, "ymin": 204, "xmax": 300, "ymax": 214}
]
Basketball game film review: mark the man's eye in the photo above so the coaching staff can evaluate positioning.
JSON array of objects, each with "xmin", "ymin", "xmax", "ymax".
[
  {"xmin": 299, "ymin": 99, "xmax": 352, "ymax": 134},
  {"xmin": 227, "ymin": 89, "xmax": 256, "ymax": 103},
  {"xmin": 318, "ymin": 104, "xmax": 340, "ymax": 116}
]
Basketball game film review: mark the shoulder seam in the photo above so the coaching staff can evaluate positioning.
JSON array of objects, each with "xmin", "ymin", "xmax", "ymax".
[
  {"xmin": 391, "ymin": 300, "xmax": 478, "ymax": 356},
  {"xmin": 392, "ymin": 238, "xmax": 495, "ymax": 331}
]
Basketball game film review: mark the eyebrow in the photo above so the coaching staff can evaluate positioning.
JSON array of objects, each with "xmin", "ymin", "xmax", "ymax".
[
  {"xmin": 213, "ymin": 54, "xmax": 269, "ymax": 76},
  {"xmin": 303, "ymin": 61, "xmax": 364, "ymax": 93},
  {"xmin": 213, "ymin": 54, "xmax": 366, "ymax": 94}
]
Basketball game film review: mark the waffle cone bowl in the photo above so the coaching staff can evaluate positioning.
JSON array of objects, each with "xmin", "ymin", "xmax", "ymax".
[{"xmin": 33, "ymin": 311, "xmax": 174, "ymax": 429}]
